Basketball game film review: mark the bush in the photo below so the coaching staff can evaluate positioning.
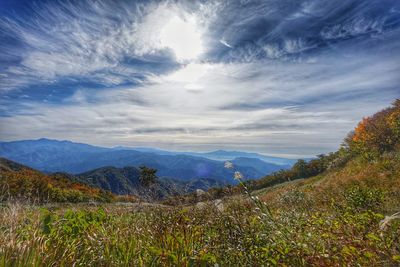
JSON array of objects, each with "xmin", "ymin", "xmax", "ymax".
[
  {"xmin": 344, "ymin": 186, "xmax": 385, "ymax": 211},
  {"xmin": 41, "ymin": 208, "xmax": 108, "ymax": 237}
]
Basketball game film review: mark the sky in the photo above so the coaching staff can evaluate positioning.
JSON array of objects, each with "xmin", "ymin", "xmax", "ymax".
[{"xmin": 0, "ymin": 0, "xmax": 399, "ymax": 158}]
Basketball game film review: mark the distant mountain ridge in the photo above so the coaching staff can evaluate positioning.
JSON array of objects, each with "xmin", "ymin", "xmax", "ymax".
[
  {"xmin": 0, "ymin": 139, "xmax": 291, "ymax": 183},
  {"xmin": 113, "ymin": 146, "xmax": 296, "ymax": 166}
]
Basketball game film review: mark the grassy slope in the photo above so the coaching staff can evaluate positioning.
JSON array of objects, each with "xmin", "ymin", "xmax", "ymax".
[{"xmin": 257, "ymin": 153, "xmax": 400, "ymax": 214}]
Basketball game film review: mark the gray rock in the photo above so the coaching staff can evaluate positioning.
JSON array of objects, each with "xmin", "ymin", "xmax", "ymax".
[{"xmin": 196, "ymin": 189, "xmax": 206, "ymax": 197}]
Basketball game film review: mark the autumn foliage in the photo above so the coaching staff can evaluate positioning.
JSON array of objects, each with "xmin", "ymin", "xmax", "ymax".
[
  {"xmin": 348, "ymin": 99, "xmax": 400, "ymax": 159},
  {"xmin": 0, "ymin": 168, "xmax": 114, "ymax": 203}
]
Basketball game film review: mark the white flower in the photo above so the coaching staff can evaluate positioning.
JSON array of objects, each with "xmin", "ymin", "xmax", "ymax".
[
  {"xmin": 224, "ymin": 161, "xmax": 234, "ymax": 169},
  {"xmin": 234, "ymin": 171, "xmax": 243, "ymax": 180}
]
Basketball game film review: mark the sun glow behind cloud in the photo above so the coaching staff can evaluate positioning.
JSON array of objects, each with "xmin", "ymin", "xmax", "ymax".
[
  {"xmin": 160, "ymin": 15, "xmax": 204, "ymax": 61},
  {"xmin": 135, "ymin": 3, "xmax": 205, "ymax": 62}
]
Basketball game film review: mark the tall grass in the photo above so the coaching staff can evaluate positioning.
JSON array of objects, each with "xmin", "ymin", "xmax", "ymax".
[{"xmin": 0, "ymin": 192, "xmax": 399, "ymax": 266}]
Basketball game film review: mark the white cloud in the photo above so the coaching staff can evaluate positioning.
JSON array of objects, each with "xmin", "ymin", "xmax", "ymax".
[
  {"xmin": 162, "ymin": 63, "xmax": 212, "ymax": 83},
  {"xmin": 220, "ymin": 39, "xmax": 232, "ymax": 48},
  {"xmin": 64, "ymin": 90, "xmax": 87, "ymax": 104}
]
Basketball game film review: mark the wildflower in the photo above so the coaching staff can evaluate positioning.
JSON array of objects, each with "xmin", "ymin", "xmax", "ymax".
[
  {"xmin": 250, "ymin": 196, "xmax": 259, "ymax": 201},
  {"xmin": 224, "ymin": 161, "xmax": 234, "ymax": 169},
  {"xmin": 234, "ymin": 171, "xmax": 243, "ymax": 180}
]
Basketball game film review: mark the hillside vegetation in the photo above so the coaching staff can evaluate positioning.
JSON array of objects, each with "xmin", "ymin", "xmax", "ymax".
[
  {"xmin": 259, "ymin": 99, "xmax": 400, "ymax": 200},
  {"xmin": 0, "ymin": 100, "xmax": 399, "ymax": 266},
  {"xmin": 0, "ymin": 158, "xmax": 114, "ymax": 203}
]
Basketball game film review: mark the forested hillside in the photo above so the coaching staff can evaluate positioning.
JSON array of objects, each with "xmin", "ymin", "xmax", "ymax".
[{"xmin": 0, "ymin": 158, "xmax": 114, "ymax": 203}]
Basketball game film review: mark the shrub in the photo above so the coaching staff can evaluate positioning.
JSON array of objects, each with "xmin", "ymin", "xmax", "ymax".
[
  {"xmin": 41, "ymin": 208, "xmax": 108, "ymax": 238},
  {"xmin": 344, "ymin": 186, "xmax": 385, "ymax": 211}
]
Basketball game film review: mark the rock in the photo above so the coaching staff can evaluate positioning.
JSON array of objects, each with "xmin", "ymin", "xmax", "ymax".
[{"xmin": 196, "ymin": 189, "xmax": 206, "ymax": 197}]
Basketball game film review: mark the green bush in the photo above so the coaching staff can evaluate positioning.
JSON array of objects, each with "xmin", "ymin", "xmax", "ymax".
[
  {"xmin": 41, "ymin": 208, "xmax": 108, "ymax": 237},
  {"xmin": 344, "ymin": 186, "xmax": 385, "ymax": 211}
]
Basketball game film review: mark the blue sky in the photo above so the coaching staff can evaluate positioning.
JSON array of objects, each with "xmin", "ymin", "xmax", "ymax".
[{"xmin": 0, "ymin": 0, "xmax": 399, "ymax": 157}]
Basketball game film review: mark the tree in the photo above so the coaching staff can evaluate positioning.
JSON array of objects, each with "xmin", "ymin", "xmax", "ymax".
[
  {"xmin": 292, "ymin": 159, "xmax": 308, "ymax": 179},
  {"xmin": 138, "ymin": 166, "xmax": 158, "ymax": 187},
  {"xmin": 347, "ymin": 99, "xmax": 400, "ymax": 159}
]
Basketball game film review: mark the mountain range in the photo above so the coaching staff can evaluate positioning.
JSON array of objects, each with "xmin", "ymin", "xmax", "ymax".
[
  {"xmin": 0, "ymin": 139, "xmax": 293, "ymax": 185},
  {"xmin": 114, "ymin": 146, "xmax": 297, "ymax": 166},
  {"xmin": 0, "ymin": 157, "xmax": 223, "ymax": 200}
]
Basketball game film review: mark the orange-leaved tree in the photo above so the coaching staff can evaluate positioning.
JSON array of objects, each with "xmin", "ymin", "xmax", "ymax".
[{"xmin": 348, "ymin": 99, "xmax": 400, "ymax": 159}]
